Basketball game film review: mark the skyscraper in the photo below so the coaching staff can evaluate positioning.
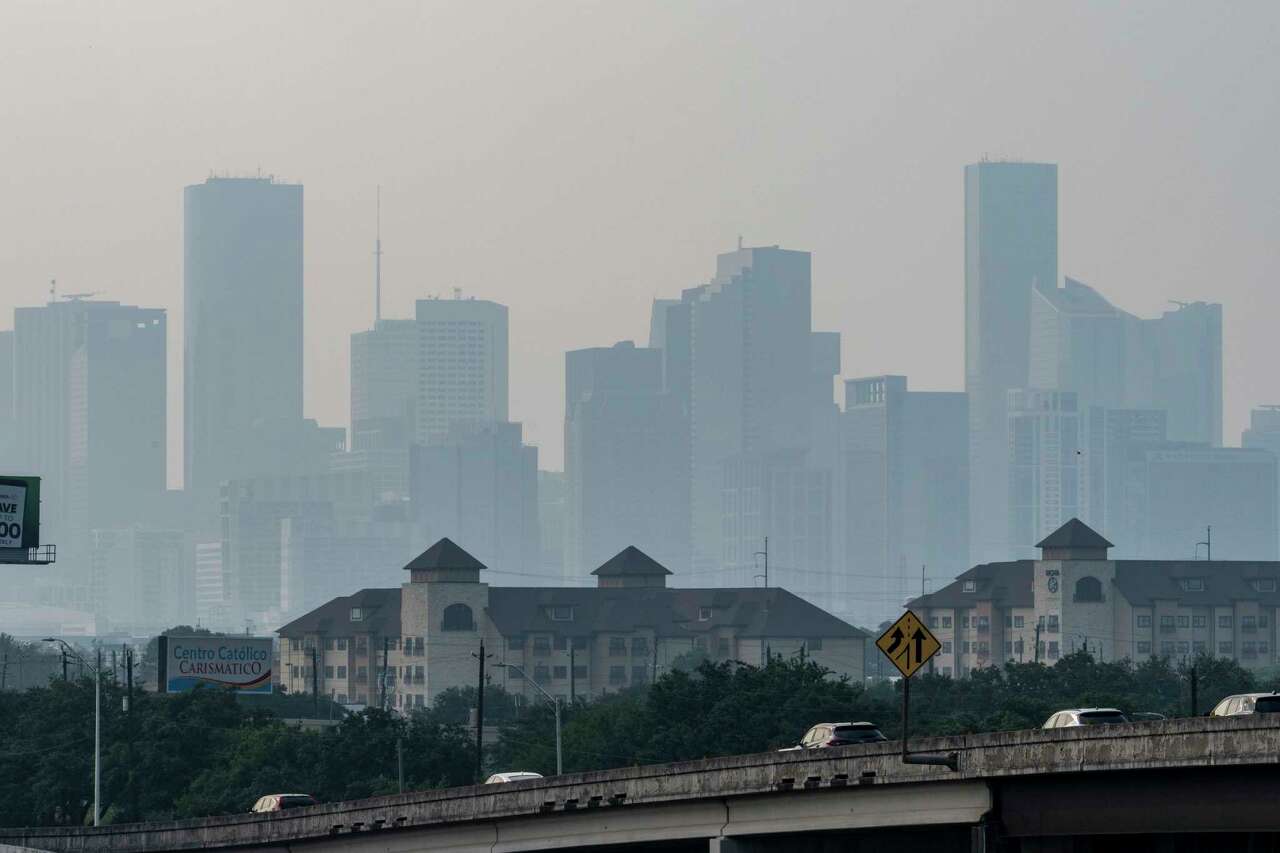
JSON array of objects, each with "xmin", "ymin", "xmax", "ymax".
[
  {"xmin": 563, "ymin": 341, "xmax": 688, "ymax": 577},
  {"xmin": 0, "ymin": 330, "xmax": 14, "ymax": 468},
  {"xmin": 13, "ymin": 299, "xmax": 166, "ymax": 541},
  {"xmin": 1007, "ymin": 389, "xmax": 1083, "ymax": 558},
  {"xmin": 965, "ymin": 161, "xmax": 1058, "ymax": 564},
  {"xmin": 413, "ymin": 296, "xmax": 508, "ymax": 445},
  {"xmin": 1030, "ymin": 278, "xmax": 1223, "ymax": 447},
  {"xmin": 687, "ymin": 246, "xmax": 815, "ymax": 576},
  {"xmin": 350, "ymin": 319, "xmax": 417, "ymax": 449},
  {"xmin": 842, "ymin": 376, "xmax": 969, "ymax": 626},
  {"xmin": 184, "ymin": 176, "xmax": 303, "ymax": 493}
]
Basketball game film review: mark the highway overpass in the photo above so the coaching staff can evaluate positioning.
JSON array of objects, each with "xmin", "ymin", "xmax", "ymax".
[{"xmin": 3, "ymin": 715, "xmax": 1279, "ymax": 852}]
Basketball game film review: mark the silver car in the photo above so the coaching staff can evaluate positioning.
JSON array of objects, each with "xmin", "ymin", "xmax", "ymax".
[
  {"xmin": 1042, "ymin": 708, "xmax": 1129, "ymax": 728},
  {"xmin": 1209, "ymin": 693, "xmax": 1280, "ymax": 717}
]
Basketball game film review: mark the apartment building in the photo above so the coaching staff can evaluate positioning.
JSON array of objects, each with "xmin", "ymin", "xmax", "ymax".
[
  {"xmin": 913, "ymin": 518, "xmax": 1280, "ymax": 676},
  {"xmin": 277, "ymin": 539, "xmax": 865, "ymax": 709}
]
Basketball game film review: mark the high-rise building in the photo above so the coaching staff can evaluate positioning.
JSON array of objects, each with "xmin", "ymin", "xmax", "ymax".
[
  {"xmin": 1030, "ymin": 278, "xmax": 1222, "ymax": 447},
  {"xmin": 409, "ymin": 421, "xmax": 539, "ymax": 584},
  {"xmin": 842, "ymin": 376, "xmax": 968, "ymax": 626},
  {"xmin": 350, "ymin": 318, "xmax": 417, "ymax": 450},
  {"xmin": 184, "ymin": 176, "xmax": 304, "ymax": 493},
  {"xmin": 564, "ymin": 341, "xmax": 688, "ymax": 577},
  {"xmin": 687, "ymin": 246, "xmax": 815, "ymax": 576},
  {"xmin": 1243, "ymin": 407, "xmax": 1280, "ymax": 458},
  {"xmin": 194, "ymin": 541, "xmax": 228, "ymax": 628},
  {"xmin": 1084, "ymin": 407, "xmax": 1168, "ymax": 555},
  {"xmin": 13, "ymin": 299, "xmax": 166, "ymax": 543},
  {"xmin": 965, "ymin": 161, "xmax": 1058, "ymax": 565},
  {"xmin": 89, "ymin": 527, "xmax": 189, "ymax": 634},
  {"xmin": 1008, "ymin": 389, "xmax": 1084, "ymax": 558},
  {"xmin": 413, "ymin": 296, "xmax": 508, "ymax": 445},
  {"xmin": 1127, "ymin": 446, "xmax": 1277, "ymax": 561}
]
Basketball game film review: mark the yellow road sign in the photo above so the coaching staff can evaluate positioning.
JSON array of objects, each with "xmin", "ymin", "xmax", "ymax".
[{"xmin": 876, "ymin": 610, "xmax": 941, "ymax": 678}]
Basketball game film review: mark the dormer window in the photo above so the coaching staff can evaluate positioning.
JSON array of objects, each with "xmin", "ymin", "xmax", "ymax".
[
  {"xmin": 1253, "ymin": 579, "xmax": 1277, "ymax": 593},
  {"xmin": 962, "ymin": 580, "xmax": 977, "ymax": 593},
  {"xmin": 1179, "ymin": 578, "xmax": 1205, "ymax": 592},
  {"xmin": 350, "ymin": 607, "xmax": 363, "ymax": 622},
  {"xmin": 698, "ymin": 607, "xmax": 713, "ymax": 621},
  {"xmin": 548, "ymin": 606, "xmax": 574, "ymax": 622}
]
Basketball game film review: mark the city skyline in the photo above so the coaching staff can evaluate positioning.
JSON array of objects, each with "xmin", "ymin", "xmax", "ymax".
[{"xmin": 3, "ymin": 3, "xmax": 1278, "ymax": 477}]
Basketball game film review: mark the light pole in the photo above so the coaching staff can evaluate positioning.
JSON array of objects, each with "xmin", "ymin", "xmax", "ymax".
[
  {"xmin": 498, "ymin": 663, "xmax": 561, "ymax": 775},
  {"xmin": 44, "ymin": 638, "xmax": 101, "ymax": 827}
]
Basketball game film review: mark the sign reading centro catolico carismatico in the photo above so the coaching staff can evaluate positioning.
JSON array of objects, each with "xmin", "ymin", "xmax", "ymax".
[{"xmin": 159, "ymin": 635, "xmax": 273, "ymax": 694}]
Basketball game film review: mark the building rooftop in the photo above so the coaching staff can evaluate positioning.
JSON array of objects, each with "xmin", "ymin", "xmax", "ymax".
[
  {"xmin": 277, "ymin": 587, "xmax": 400, "ymax": 636},
  {"xmin": 277, "ymin": 584, "xmax": 865, "ymax": 642},
  {"xmin": 403, "ymin": 537, "xmax": 486, "ymax": 572},
  {"xmin": 908, "ymin": 561, "xmax": 1035, "ymax": 611},
  {"xmin": 590, "ymin": 546, "xmax": 673, "ymax": 578},
  {"xmin": 1036, "ymin": 518, "xmax": 1115, "ymax": 551}
]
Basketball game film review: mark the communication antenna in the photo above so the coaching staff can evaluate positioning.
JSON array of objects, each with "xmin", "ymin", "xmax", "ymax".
[
  {"xmin": 49, "ymin": 278, "xmax": 56, "ymax": 302},
  {"xmin": 374, "ymin": 186, "xmax": 383, "ymax": 324},
  {"xmin": 1169, "ymin": 299, "xmax": 1190, "ymax": 309}
]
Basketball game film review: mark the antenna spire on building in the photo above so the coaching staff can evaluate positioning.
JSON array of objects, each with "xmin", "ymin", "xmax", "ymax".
[{"xmin": 374, "ymin": 185, "xmax": 383, "ymax": 324}]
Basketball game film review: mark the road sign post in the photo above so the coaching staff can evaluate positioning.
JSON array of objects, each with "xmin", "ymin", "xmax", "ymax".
[{"xmin": 877, "ymin": 610, "xmax": 958, "ymax": 772}]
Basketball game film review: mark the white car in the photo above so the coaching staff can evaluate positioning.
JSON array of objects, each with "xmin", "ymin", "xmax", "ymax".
[
  {"xmin": 1042, "ymin": 708, "xmax": 1128, "ymax": 728},
  {"xmin": 1209, "ymin": 693, "xmax": 1280, "ymax": 717},
  {"xmin": 484, "ymin": 771, "xmax": 544, "ymax": 784}
]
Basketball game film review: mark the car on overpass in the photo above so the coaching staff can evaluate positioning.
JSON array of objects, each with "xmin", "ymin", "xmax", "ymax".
[
  {"xmin": 779, "ymin": 722, "xmax": 888, "ymax": 750},
  {"xmin": 1042, "ymin": 708, "xmax": 1129, "ymax": 728},
  {"xmin": 1209, "ymin": 693, "xmax": 1280, "ymax": 717},
  {"xmin": 250, "ymin": 794, "xmax": 318, "ymax": 813},
  {"xmin": 484, "ymin": 772, "xmax": 544, "ymax": 784}
]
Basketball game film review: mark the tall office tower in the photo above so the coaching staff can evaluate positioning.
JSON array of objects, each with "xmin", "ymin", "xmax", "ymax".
[
  {"xmin": 1031, "ymin": 278, "xmax": 1223, "ymax": 447},
  {"xmin": 350, "ymin": 319, "xmax": 418, "ymax": 449},
  {"xmin": 194, "ymin": 541, "xmax": 229, "ymax": 629},
  {"xmin": 1084, "ymin": 407, "xmax": 1168, "ymax": 552},
  {"xmin": 842, "ymin": 376, "xmax": 969, "ymax": 627},
  {"xmin": 564, "ymin": 341, "xmax": 688, "ymax": 577},
  {"xmin": 965, "ymin": 161, "xmax": 1058, "ymax": 564},
  {"xmin": 1244, "ymin": 407, "xmax": 1280, "ymax": 457},
  {"xmin": 410, "ymin": 421, "xmax": 539, "ymax": 584},
  {"xmin": 414, "ymin": 296, "xmax": 508, "ymax": 446},
  {"xmin": 89, "ymin": 527, "xmax": 188, "ymax": 634},
  {"xmin": 184, "ymin": 176, "xmax": 304, "ymax": 494},
  {"xmin": 345, "ymin": 318, "xmax": 418, "ymax": 501},
  {"xmin": 0, "ymin": 330, "xmax": 14, "ymax": 467},
  {"xmin": 1007, "ymin": 389, "xmax": 1083, "ymax": 558},
  {"xmin": 1126, "ymin": 446, "xmax": 1277, "ymax": 560},
  {"xmin": 687, "ymin": 246, "xmax": 815, "ymax": 577},
  {"xmin": 1131, "ymin": 301, "xmax": 1222, "ymax": 446},
  {"xmin": 13, "ymin": 299, "xmax": 167, "ymax": 542}
]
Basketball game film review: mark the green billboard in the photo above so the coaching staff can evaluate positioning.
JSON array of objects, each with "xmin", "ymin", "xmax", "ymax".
[{"xmin": 0, "ymin": 476, "xmax": 40, "ymax": 550}]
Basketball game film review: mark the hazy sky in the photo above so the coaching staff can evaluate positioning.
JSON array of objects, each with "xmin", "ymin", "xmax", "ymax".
[{"xmin": 3, "ymin": 2, "xmax": 1278, "ymax": 481}]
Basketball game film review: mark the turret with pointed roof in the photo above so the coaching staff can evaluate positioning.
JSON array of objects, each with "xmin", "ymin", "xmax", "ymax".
[
  {"xmin": 404, "ymin": 537, "xmax": 486, "ymax": 583},
  {"xmin": 591, "ymin": 546, "xmax": 672, "ymax": 588},
  {"xmin": 1036, "ymin": 518, "xmax": 1113, "ymax": 561}
]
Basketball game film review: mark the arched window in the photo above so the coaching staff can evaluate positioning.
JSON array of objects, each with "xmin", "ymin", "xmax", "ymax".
[
  {"xmin": 1074, "ymin": 576, "xmax": 1103, "ymax": 603},
  {"xmin": 442, "ymin": 603, "xmax": 475, "ymax": 631}
]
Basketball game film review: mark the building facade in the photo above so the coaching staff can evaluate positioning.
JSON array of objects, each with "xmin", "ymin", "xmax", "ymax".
[
  {"xmin": 184, "ymin": 176, "xmax": 304, "ymax": 494},
  {"xmin": 277, "ymin": 540, "xmax": 866, "ymax": 710},
  {"xmin": 965, "ymin": 161, "xmax": 1059, "ymax": 566},
  {"xmin": 563, "ymin": 341, "xmax": 688, "ymax": 577},
  {"xmin": 413, "ymin": 296, "xmax": 508, "ymax": 446},
  {"xmin": 1008, "ymin": 389, "xmax": 1084, "ymax": 558},
  {"xmin": 914, "ymin": 518, "xmax": 1280, "ymax": 677},
  {"xmin": 841, "ymin": 376, "xmax": 968, "ymax": 627}
]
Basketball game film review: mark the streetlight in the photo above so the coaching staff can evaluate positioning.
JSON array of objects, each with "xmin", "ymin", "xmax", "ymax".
[
  {"xmin": 497, "ymin": 663, "xmax": 561, "ymax": 776},
  {"xmin": 44, "ymin": 638, "xmax": 101, "ymax": 827}
]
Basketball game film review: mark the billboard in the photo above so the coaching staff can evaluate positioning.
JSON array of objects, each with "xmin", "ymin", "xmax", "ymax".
[
  {"xmin": 0, "ymin": 476, "xmax": 40, "ymax": 549},
  {"xmin": 158, "ymin": 635, "xmax": 273, "ymax": 694}
]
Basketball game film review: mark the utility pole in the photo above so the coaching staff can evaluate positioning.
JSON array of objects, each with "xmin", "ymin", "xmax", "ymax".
[
  {"xmin": 126, "ymin": 647, "xmax": 137, "ymax": 821},
  {"xmin": 61, "ymin": 647, "xmax": 68, "ymax": 682},
  {"xmin": 1190, "ymin": 664, "xmax": 1199, "ymax": 717},
  {"xmin": 473, "ymin": 639, "xmax": 487, "ymax": 783},
  {"xmin": 569, "ymin": 644, "xmax": 576, "ymax": 704},
  {"xmin": 754, "ymin": 537, "xmax": 769, "ymax": 588},
  {"xmin": 93, "ymin": 647, "xmax": 101, "ymax": 828},
  {"xmin": 652, "ymin": 636, "xmax": 658, "ymax": 681},
  {"xmin": 396, "ymin": 737, "xmax": 404, "ymax": 794},
  {"xmin": 380, "ymin": 637, "xmax": 390, "ymax": 711},
  {"xmin": 1034, "ymin": 620, "xmax": 1043, "ymax": 664},
  {"xmin": 311, "ymin": 646, "xmax": 319, "ymax": 717}
]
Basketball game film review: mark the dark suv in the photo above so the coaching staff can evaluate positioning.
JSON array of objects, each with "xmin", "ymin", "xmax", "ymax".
[{"xmin": 781, "ymin": 722, "xmax": 887, "ymax": 751}]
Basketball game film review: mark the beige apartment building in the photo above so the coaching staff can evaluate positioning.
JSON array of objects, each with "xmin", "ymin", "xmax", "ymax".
[
  {"xmin": 913, "ymin": 519, "xmax": 1280, "ymax": 677},
  {"xmin": 277, "ymin": 539, "xmax": 865, "ymax": 709}
]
